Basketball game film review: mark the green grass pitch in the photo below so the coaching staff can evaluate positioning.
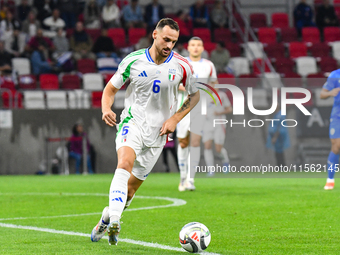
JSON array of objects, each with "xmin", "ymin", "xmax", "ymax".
[{"xmin": 0, "ymin": 173, "xmax": 339, "ymax": 255}]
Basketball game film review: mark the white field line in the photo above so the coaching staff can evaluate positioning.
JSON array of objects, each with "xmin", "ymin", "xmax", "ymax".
[
  {"xmin": 0, "ymin": 223, "xmax": 221, "ymax": 255},
  {"xmin": 0, "ymin": 193, "xmax": 186, "ymax": 221}
]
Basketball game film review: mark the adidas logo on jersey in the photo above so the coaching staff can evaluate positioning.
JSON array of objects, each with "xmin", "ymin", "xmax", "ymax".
[{"xmin": 138, "ymin": 71, "xmax": 148, "ymax": 77}]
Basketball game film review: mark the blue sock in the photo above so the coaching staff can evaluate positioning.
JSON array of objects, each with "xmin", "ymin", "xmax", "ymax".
[{"xmin": 327, "ymin": 151, "xmax": 339, "ymax": 179}]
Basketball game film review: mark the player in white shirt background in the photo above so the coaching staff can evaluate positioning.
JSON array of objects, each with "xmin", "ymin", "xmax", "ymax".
[
  {"xmin": 202, "ymin": 86, "xmax": 232, "ymax": 176},
  {"xmin": 90, "ymin": 18, "xmax": 200, "ymax": 246},
  {"xmin": 177, "ymin": 37, "xmax": 218, "ymax": 191}
]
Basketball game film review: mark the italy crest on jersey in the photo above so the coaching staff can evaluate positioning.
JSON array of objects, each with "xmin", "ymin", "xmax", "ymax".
[{"xmin": 168, "ymin": 68, "xmax": 176, "ymax": 82}]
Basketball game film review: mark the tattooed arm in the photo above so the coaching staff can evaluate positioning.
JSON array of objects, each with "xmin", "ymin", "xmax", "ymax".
[{"xmin": 160, "ymin": 91, "xmax": 200, "ymax": 136}]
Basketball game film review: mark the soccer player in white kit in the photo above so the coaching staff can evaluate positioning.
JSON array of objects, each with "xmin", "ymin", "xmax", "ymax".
[
  {"xmin": 90, "ymin": 18, "xmax": 200, "ymax": 246},
  {"xmin": 202, "ymin": 86, "xmax": 232, "ymax": 175},
  {"xmin": 177, "ymin": 37, "xmax": 218, "ymax": 191}
]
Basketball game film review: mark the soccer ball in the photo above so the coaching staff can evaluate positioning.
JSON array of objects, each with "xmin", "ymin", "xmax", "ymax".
[{"xmin": 179, "ymin": 222, "xmax": 211, "ymax": 253}]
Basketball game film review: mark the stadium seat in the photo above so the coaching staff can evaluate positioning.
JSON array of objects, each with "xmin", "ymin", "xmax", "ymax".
[
  {"xmin": 61, "ymin": 74, "xmax": 81, "ymax": 90},
  {"xmin": 315, "ymin": 88, "xmax": 334, "ymax": 106},
  {"xmin": 39, "ymin": 74, "xmax": 59, "ymax": 90},
  {"xmin": 282, "ymin": 72, "xmax": 303, "ymax": 87},
  {"xmin": 280, "ymin": 27, "xmax": 299, "ymax": 43},
  {"xmin": 107, "ymin": 28, "xmax": 127, "ymax": 48},
  {"xmin": 193, "ymin": 28, "xmax": 211, "ymax": 42},
  {"xmin": 203, "ymin": 42, "xmax": 216, "ymax": 55},
  {"xmin": 302, "ymin": 27, "xmax": 320, "ymax": 43},
  {"xmin": 97, "ymin": 58, "xmax": 120, "ymax": 73},
  {"xmin": 102, "ymin": 73, "xmax": 115, "ymax": 85},
  {"xmin": 233, "ymin": 13, "xmax": 245, "ymax": 28},
  {"xmin": 319, "ymin": 57, "xmax": 338, "ymax": 73},
  {"xmin": 330, "ymin": 41, "xmax": 340, "ymax": 62},
  {"xmin": 264, "ymin": 43, "xmax": 286, "ymax": 60},
  {"xmin": 46, "ymin": 91, "xmax": 68, "ymax": 109},
  {"xmin": 12, "ymin": 58, "xmax": 30, "ymax": 75},
  {"xmin": 296, "ymin": 57, "xmax": 318, "ymax": 77},
  {"xmin": 235, "ymin": 29, "xmax": 254, "ymax": 42},
  {"xmin": 261, "ymin": 72, "xmax": 282, "ymax": 88},
  {"xmin": 85, "ymin": 29, "xmax": 101, "ymax": 43},
  {"xmin": 1, "ymin": 89, "xmax": 22, "ymax": 108},
  {"xmin": 258, "ymin": 28, "xmax": 277, "ymax": 44},
  {"xmin": 18, "ymin": 75, "xmax": 37, "ymax": 90},
  {"xmin": 275, "ymin": 58, "xmax": 295, "ymax": 74},
  {"xmin": 323, "ymin": 27, "xmax": 340, "ymax": 43},
  {"xmin": 217, "ymin": 73, "xmax": 236, "ymax": 85},
  {"xmin": 213, "ymin": 28, "xmax": 232, "ymax": 43},
  {"xmin": 249, "ymin": 13, "xmax": 267, "ymax": 29},
  {"xmin": 68, "ymin": 90, "xmax": 90, "ymax": 109},
  {"xmin": 225, "ymin": 42, "xmax": 241, "ymax": 57},
  {"xmin": 77, "ymin": 59, "xmax": 96, "ymax": 74},
  {"xmin": 128, "ymin": 28, "xmax": 147, "ymax": 45},
  {"xmin": 271, "ymin": 13, "xmax": 289, "ymax": 28},
  {"xmin": 306, "ymin": 73, "xmax": 327, "ymax": 88},
  {"xmin": 252, "ymin": 58, "xmax": 271, "ymax": 74},
  {"xmin": 238, "ymin": 73, "xmax": 260, "ymax": 88},
  {"xmin": 0, "ymin": 77, "xmax": 15, "ymax": 91},
  {"xmin": 227, "ymin": 57, "xmax": 250, "ymax": 76},
  {"xmin": 91, "ymin": 91, "xmax": 103, "ymax": 108},
  {"xmin": 290, "ymin": 89, "xmax": 314, "ymax": 106},
  {"xmin": 309, "ymin": 42, "xmax": 330, "ymax": 58},
  {"xmin": 23, "ymin": 91, "xmax": 45, "ymax": 109},
  {"xmin": 83, "ymin": 73, "xmax": 104, "ymax": 91},
  {"xmin": 244, "ymin": 42, "xmax": 264, "ymax": 61},
  {"xmin": 289, "ymin": 42, "xmax": 308, "ymax": 58}
]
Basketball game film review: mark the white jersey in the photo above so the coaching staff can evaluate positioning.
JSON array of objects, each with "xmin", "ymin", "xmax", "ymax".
[{"xmin": 110, "ymin": 48, "xmax": 197, "ymax": 147}]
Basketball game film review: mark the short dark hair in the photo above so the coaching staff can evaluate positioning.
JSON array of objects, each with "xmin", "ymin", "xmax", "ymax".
[
  {"xmin": 156, "ymin": 18, "xmax": 179, "ymax": 32},
  {"xmin": 188, "ymin": 36, "xmax": 203, "ymax": 44}
]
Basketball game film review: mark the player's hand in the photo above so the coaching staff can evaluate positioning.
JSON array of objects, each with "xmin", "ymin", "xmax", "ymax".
[
  {"xmin": 102, "ymin": 110, "xmax": 116, "ymax": 127},
  {"xmin": 330, "ymin": 88, "xmax": 340, "ymax": 97},
  {"xmin": 160, "ymin": 117, "xmax": 177, "ymax": 136}
]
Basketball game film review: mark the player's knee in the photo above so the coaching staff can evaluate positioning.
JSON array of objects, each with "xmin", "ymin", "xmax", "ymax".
[
  {"xmin": 117, "ymin": 161, "xmax": 134, "ymax": 172},
  {"xmin": 331, "ymin": 145, "xmax": 340, "ymax": 154}
]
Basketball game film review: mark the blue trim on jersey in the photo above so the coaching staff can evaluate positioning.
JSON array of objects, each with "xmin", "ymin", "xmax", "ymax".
[
  {"xmin": 164, "ymin": 51, "xmax": 174, "ymax": 63},
  {"xmin": 145, "ymin": 48, "xmax": 154, "ymax": 63}
]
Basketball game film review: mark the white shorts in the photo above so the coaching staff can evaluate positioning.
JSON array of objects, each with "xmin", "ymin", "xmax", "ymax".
[
  {"xmin": 177, "ymin": 113, "xmax": 190, "ymax": 139},
  {"xmin": 202, "ymin": 122, "xmax": 226, "ymax": 145},
  {"xmin": 116, "ymin": 122, "xmax": 163, "ymax": 181},
  {"xmin": 190, "ymin": 110, "xmax": 205, "ymax": 136}
]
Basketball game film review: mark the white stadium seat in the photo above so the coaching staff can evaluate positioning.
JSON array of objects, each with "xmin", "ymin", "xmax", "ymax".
[
  {"xmin": 261, "ymin": 72, "xmax": 282, "ymax": 88},
  {"xmin": 46, "ymin": 91, "xmax": 67, "ymax": 109},
  {"xmin": 23, "ymin": 91, "xmax": 45, "ymax": 109},
  {"xmin": 331, "ymin": 41, "xmax": 340, "ymax": 62},
  {"xmin": 83, "ymin": 73, "xmax": 104, "ymax": 91},
  {"xmin": 68, "ymin": 90, "xmax": 90, "ymax": 109},
  {"xmin": 12, "ymin": 58, "xmax": 31, "ymax": 75},
  {"xmin": 227, "ymin": 57, "xmax": 250, "ymax": 77},
  {"xmin": 244, "ymin": 42, "xmax": 264, "ymax": 61},
  {"xmin": 296, "ymin": 57, "xmax": 318, "ymax": 77}
]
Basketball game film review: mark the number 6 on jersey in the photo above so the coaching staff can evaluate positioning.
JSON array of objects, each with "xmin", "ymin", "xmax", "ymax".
[{"xmin": 153, "ymin": 80, "xmax": 161, "ymax": 93}]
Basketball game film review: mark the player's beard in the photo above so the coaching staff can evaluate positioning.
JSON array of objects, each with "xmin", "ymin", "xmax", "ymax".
[{"xmin": 156, "ymin": 44, "xmax": 171, "ymax": 58}]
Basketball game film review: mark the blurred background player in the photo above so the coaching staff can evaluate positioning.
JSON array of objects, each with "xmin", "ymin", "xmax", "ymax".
[
  {"xmin": 202, "ymin": 84, "xmax": 232, "ymax": 176},
  {"xmin": 177, "ymin": 36, "xmax": 218, "ymax": 191},
  {"xmin": 90, "ymin": 18, "xmax": 199, "ymax": 246},
  {"xmin": 320, "ymin": 70, "xmax": 340, "ymax": 190}
]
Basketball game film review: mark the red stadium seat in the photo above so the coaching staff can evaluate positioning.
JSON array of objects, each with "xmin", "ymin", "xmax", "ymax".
[
  {"xmin": 233, "ymin": 13, "xmax": 245, "ymax": 28},
  {"xmin": 0, "ymin": 78, "xmax": 15, "ymax": 90},
  {"xmin": 319, "ymin": 57, "xmax": 338, "ymax": 73},
  {"xmin": 102, "ymin": 73, "xmax": 115, "ymax": 85},
  {"xmin": 85, "ymin": 29, "xmax": 101, "ymax": 43},
  {"xmin": 217, "ymin": 73, "xmax": 236, "ymax": 85},
  {"xmin": 265, "ymin": 43, "xmax": 286, "ymax": 60},
  {"xmin": 39, "ymin": 74, "xmax": 59, "ymax": 90},
  {"xmin": 271, "ymin": 13, "xmax": 289, "ymax": 28},
  {"xmin": 280, "ymin": 27, "xmax": 299, "ymax": 43},
  {"xmin": 250, "ymin": 13, "xmax": 267, "ymax": 29},
  {"xmin": 107, "ymin": 28, "xmax": 127, "ymax": 48},
  {"xmin": 309, "ymin": 42, "xmax": 330, "ymax": 58},
  {"xmin": 289, "ymin": 42, "xmax": 308, "ymax": 58},
  {"xmin": 18, "ymin": 75, "xmax": 37, "ymax": 90},
  {"xmin": 203, "ymin": 42, "xmax": 216, "ymax": 55},
  {"xmin": 235, "ymin": 28, "xmax": 254, "ymax": 42},
  {"xmin": 193, "ymin": 28, "xmax": 211, "ymax": 42},
  {"xmin": 225, "ymin": 42, "xmax": 241, "ymax": 57},
  {"xmin": 282, "ymin": 72, "xmax": 302, "ymax": 87},
  {"xmin": 128, "ymin": 28, "xmax": 147, "ymax": 45},
  {"xmin": 91, "ymin": 91, "xmax": 103, "ymax": 108},
  {"xmin": 323, "ymin": 27, "xmax": 340, "ymax": 43},
  {"xmin": 77, "ymin": 59, "xmax": 96, "ymax": 74},
  {"xmin": 252, "ymin": 58, "xmax": 271, "ymax": 74},
  {"xmin": 275, "ymin": 58, "xmax": 295, "ymax": 74},
  {"xmin": 302, "ymin": 27, "xmax": 320, "ymax": 43},
  {"xmin": 61, "ymin": 74, "xmax": 81, "ymax": 89},
  {"xmin": 1, "ymin": 89, "xmax": 22, "ymax": 108},
  {"xmin": 214, "ymin": 28, "xmax": 232, "ymax": 43},
  {"xmin": 258, "ymin": 28, "xmax": 277, "ymax": 44},
  {"xmin": 238, "ymin": 73, "xmax": 260, "ymax": 88},
  {"xmin": 306, "ymin": 73, "xmax": 327, "ymax": 87}
]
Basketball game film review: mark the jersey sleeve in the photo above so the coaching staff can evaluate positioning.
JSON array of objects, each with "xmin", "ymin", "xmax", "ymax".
[
  {"xmin": 209, "ymin": 61, "xmax": 218, "ymax": 83},
  {"xmin": 181, "ymin": 62, "xmax": 198, "ymax": 95},
  {"xmin": 323, "ymin": 71, "xmax": 338, "ymax": 91}
]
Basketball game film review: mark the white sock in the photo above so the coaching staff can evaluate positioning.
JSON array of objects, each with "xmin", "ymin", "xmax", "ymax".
[
  {"xmin": 109, "ymin": 168, "xmax": 131, "ymax": 221},
  {"xmin": 178, "ymin": 145, "xmax": 189, "ymax": 180},
  {"xmin": 327, "ymin": 178, "xmax": 335, "ymax": 183},
  {"xmin": 217, "ymin": 148, "xmax": 229, "ymax": 165},
  {"xmin": 204, "ymin": 149, "xmax": 214, "ymax": 167},
  {"xmin": 124, "ymin": 194, "xmax": 135, "ymax": 210},
  {"xmin": 102, "ymin": 207, "xmax": 110, "ymax": 223},
  {"xmin": 188, "ymin": 146, "xmax": 200, "ymax": 182}
]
